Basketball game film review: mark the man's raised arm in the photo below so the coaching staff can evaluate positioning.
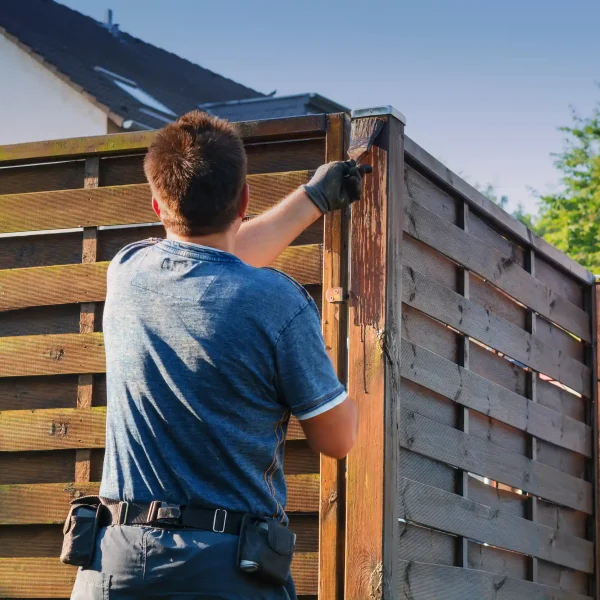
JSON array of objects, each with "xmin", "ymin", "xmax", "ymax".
[{"xmin": 235, "ymin": 161, "xmax": 370, "ymax": 268}]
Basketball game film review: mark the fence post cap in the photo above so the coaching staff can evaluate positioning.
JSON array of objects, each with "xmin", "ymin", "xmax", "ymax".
[{"xmin": 351, "ymin": 106, "xmax": 406, "ymax": 125}]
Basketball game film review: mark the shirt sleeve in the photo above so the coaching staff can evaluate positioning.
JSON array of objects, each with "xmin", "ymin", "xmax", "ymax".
[{"xmin": 274, "ymin": 300, "xmax": 347, "ymax": 420}]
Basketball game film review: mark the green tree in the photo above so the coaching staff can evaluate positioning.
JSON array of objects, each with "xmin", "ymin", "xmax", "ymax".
[{"xmin": 536, "ymin": 98, "xmax": 600, "ymax": 272}]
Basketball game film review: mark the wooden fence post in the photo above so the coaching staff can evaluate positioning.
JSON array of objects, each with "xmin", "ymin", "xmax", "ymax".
[
  {"xmin": 320, "ymin": 112, "xmax": 350, "ymax": 600},
  {"xmin": 345, "ymin": 107, "xmax": 406, "ymax": 600},
  {"xmin": 75, "ymin": 156, "xmax": 100, "ymax": 483}
]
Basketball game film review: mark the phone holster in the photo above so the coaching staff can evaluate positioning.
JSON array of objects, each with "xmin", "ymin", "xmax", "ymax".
[
  {"xmin": 60, "ymin": 496, "xmax": 103, "ymax": 568},
  {"xmin": 237, "ymin": 515, "xmax": 296, "ymax": 586}
]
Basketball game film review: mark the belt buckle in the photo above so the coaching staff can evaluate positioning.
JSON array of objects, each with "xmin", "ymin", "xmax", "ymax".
[
  {"xmin": 149, "ymin": 501, "xmax": 182, "ymax": 525},
  {"xmin": 212, "ymin": 509, "xmax": 228, "ymax": 533}
]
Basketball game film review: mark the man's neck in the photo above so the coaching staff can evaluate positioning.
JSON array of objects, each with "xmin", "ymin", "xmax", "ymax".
[{"xmin": 166, "ymin": 230, "xmax": 236, "ymax": 254}]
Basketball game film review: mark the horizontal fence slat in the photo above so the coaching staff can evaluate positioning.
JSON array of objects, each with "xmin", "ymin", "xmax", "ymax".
[
  {"xmin": 0, "ymin": 333, "xmax": 105, "ymax": 377},
  {"xmin": 401, "ymin": 340, "xmax": 591, "ymax": 456},
  {"xmin": 398, "ymin": 560, "xmax": 591, "ymax": 600},
  {"xmin": 399, "ymin": 407, "xmax": 592, "ymax": 513},
  {"xmin": 0, "ymin": 475, "xmax": 318, "ymax": 525},
  {"xmin": 0, "ymin": 243, "xmax": 322, "ymax": 312},
  {"xmin": 404, "ymin": 198, "xmax": 591, "ymax": 341},
  {"xmin": 0, "ymin": 262, "xmax": 107, "ymax": 311},
  {"xmin": 398, "ymin": 477, "xmax": 593, "ymax": 572},
  {"xmin": 0, "ymin": 553, "xmax": 317, "ymax": 597},
  {"xmin": 0, "ymin": 407, "xmax": 305, "ymax": 451},
  {"xmin": 0, "ymin": 115, "xmax": 328, "ymax": 166},
  {"xmin": 404, "ymin": 136, "xmax": 594, "ymax": 285},
  {"xmin": 0, "ymin": 171, "xmax": 310, "ymax": 234},
  {"xmin": 402, "ymin": 264, "xmax": 591, "ymax": 397}
]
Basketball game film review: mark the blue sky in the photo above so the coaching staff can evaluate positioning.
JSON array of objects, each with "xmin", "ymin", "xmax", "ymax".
[{"xmin": 60, "ymin": 0, "xmax": 599, "ymax": 214}]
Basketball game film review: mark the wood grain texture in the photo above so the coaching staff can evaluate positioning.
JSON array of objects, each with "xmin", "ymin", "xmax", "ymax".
[
  {"xmin": 0, "ymin": 171, "xmax": 310, "ymax": 233},
  {"xmin": 404, "ymin": 196, "xmax": 591, "ymax": 341},
  {"xmin": 0, "ymin": 474, "xmax": 318, "ymax": 525},
  {"xmin": 403, "ymin": 136, "xmax": 594, "ymax": 285},
  {"xmin": 0, "ymin": 332, "xmax": 105, "ymax": 377},
  {"xmin": 398, "ymin": 477, "xmax": 593, "ymax": 572},
  {"xmin": 0, "ymin": 262, "xmax": 107, "ymax": 312},
  {"xmin": 0, "ymin": 115, "xmax": 328, "ymax": 166},
  {"xmin": 0, "ymin": 407, "xmax": 306, "ymax": 451},
  {"xmin": 346, "ymin": 114, "xmax": 404, "ymax": 600},
  {"xmin": 399, "ymin": 407, "xmax": 592, "ymax": 513},
  {"xmin": 400, "ymin": 340, "xmax": 591, "ymax": 456},
  {"xmin": 402, "ymin": 264, "xmax": 591, "ymax": 397},
  {"xmin": 0, "ymin": 406, "xmax": 106, "ymax": 451},
  {"xmin": 398, "ymin": 560, "xmax": 592, "ymax": 600},
  {"xmin": 0, "ymin": 243, "xmax": 323, "ymax": 312},
  {"xmin": 0, "ymin": 553, "xmax": 318, "ymax": 597},
  {"xmin": 319, "ymin": 112, "xmax": 348, "ymax": 600}
]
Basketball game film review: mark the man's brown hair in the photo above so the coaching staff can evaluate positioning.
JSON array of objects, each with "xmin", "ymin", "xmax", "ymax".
[{"xmin": 144, "ymin": 110, "xmax": 247, "ymax": 235}]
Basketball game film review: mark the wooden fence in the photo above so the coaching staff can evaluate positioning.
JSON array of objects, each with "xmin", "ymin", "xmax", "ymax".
[
  {"xmin": 344, "ymin": 108, "xmax": 599, "ymax": 599},
  {"xmin": 0, "ymin": 114, "xmax": 349, "ymax": 599},
  {"xmin": 0, "ymin": 108, "xmax": 598, "ymax": 600}
]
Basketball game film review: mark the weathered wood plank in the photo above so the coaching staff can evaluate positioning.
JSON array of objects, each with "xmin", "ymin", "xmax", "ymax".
[
  {"xmin": 400, "ymin": 340, "xmax": 591, "ymax": 456},
  {"xmin": 0, "ymin": 242, "xmax": 323, "ymax": 312},
  {"xmin": 0, "ymin": 171, "xmax": 310, "ymax": 233},
  {"xmin": 0, "ymin": 406, "xmax": 106, "ymax": 451},
  {"xmin": 346, "ymin": 113, "xmax": 404, "ymax": 600},
  {"xmin": 398, "ymin": 560, "xmax": 592, "ymax": 600},
  {"xmin": 0, "ymin": 115, "xmax": 328, "ymax": 166},
  {"xmin": 399, "ymin": 407, "xmax": 592, "ymax": 513},
  {"xmin": 0, "ymin": 552, "xmax": 318, "ymax": 597},
  {"xmin": 404, "ymin": 135, "xmax": 594, "ymax": 285},
  {"xmin": 0, "ymin": 475, "xmax": 318, "ymax": 525},
  {"xmin": 404, "ymin": 196, "xmax": 591, "ymax": 341},
  {"xmin": 318, "ymin": 112, "xmax": 347, "ymax": 600},
  {"xmin": 0, "ymin": 262, "xmax": 108, "ymax": 311},
  {"xmin": 0, "ymin": 332, "xmax": 105, "ymax": 377},
  {"xmin": 398, "ymin": 477, "xmax": 593, "ymax": 572},
  {"xmin": 402, "ymin": 264, "xmax": 591, "ymax": 397},
  {"xmin": 0, "ymin": 407, "xmax": 306, "ymax": 451}
]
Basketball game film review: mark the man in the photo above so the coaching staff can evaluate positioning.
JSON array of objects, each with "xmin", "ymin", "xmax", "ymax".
[{"xmin": 71, "ymin": 111, "xmax": 362, "ymax": 599}]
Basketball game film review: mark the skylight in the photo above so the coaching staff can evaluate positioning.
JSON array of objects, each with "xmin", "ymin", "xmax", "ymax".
[
  {"xmin": 94, "ymin": 66, "xmax": 176, "ymax": 117},
  {"xmin": 112, "ymin": 80, "xmax": 177, "ymax": 116}
]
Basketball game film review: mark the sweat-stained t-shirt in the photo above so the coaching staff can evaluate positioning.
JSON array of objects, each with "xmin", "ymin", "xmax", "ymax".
[{"xmin": 99, "ymin": 238, "xmax": 346, "ymax": 521}]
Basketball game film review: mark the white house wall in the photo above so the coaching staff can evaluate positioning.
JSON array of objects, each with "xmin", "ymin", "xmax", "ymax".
[{"xmin": 0, "ymin": 33, "xmax": 108, "ymax": 145}]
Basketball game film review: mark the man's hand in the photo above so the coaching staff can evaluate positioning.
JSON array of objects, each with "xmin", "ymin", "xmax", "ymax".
[{"xmin": 302, "ymin": 160, "xmax": 372, "ymax": 214}]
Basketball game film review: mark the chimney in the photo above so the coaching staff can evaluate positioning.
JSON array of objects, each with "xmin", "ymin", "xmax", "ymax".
[{"xmin": 104, "ymin": 9, "xmax": 120, "ymax": 37}]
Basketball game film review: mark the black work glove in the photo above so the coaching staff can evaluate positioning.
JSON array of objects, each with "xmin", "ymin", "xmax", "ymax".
[{"xmin": 302, "ymin": 160, "xmax": 372, "ymax": 213}]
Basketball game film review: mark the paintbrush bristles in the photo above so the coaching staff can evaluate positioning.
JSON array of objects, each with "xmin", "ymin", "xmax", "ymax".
[{"xmin": 347, "ymin": 117, "xmax": 385, "ymax": 162}]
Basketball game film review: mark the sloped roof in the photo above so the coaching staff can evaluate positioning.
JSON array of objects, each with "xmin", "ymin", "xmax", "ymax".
[
  {"xmin": 0, "ymin": 0, "xmax": 263, "ymax": 130},
  {"xmin": 199, "ymin": 93, "xmax": 348, "ymax": 122}
]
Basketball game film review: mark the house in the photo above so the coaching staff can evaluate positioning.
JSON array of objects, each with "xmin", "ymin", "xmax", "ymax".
[{"xmin": 0, "ymin": 0, "xmax": 346, "ymax": 145}]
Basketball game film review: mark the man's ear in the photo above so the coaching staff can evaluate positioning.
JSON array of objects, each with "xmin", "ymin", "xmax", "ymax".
[
  {"xmin": 152, "ymin": 197, "xmax": 161, "ymax": 218},
  {"xmin": 239, "ymin": 183, "xmax": 250, "ymax": 220}
]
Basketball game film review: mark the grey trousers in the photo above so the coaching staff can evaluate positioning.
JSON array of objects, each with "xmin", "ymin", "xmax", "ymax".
[{"xmin": 70, "ymin": 525, "xmax": 297, "ymax": 599}]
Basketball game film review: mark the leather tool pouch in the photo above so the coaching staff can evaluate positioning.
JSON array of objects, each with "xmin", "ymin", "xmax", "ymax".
[
  {"xmin": 237, "ymin": 515, "xmax": 296, "ymax": 586},
  {"xmin": 60, "ymin": 496, "xmax": 103, "ymax": 568}
]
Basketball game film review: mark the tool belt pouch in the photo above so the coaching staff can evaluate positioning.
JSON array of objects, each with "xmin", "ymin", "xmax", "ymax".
[
  {"xmin": 60, "ymin": 496, "xmax": 102, "ymax": 568},
  {"xmin": 237, "ymin": 515, "xmax": 296, "ymax": 586}
]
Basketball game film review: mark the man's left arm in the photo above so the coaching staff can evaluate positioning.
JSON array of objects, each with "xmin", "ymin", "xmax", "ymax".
[{"xmin": 235, "ymin": 160, "xmax": 370, "ymax": 268}]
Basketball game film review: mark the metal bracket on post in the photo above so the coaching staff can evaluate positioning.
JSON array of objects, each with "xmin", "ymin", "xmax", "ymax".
[{"xmin": 325, "ymin": 287, "xmax": 346, "ymax": 304}]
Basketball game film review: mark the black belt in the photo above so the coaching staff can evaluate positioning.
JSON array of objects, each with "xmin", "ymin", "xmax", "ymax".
[{"xmin": 99, "ymin": 498, "xmax": 244, "ymax": 535}]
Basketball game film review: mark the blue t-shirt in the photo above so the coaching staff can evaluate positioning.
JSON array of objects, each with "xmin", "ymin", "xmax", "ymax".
[{"xmin": 99, "ymin": 239, "xmax": 346, "ymax": 521}]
